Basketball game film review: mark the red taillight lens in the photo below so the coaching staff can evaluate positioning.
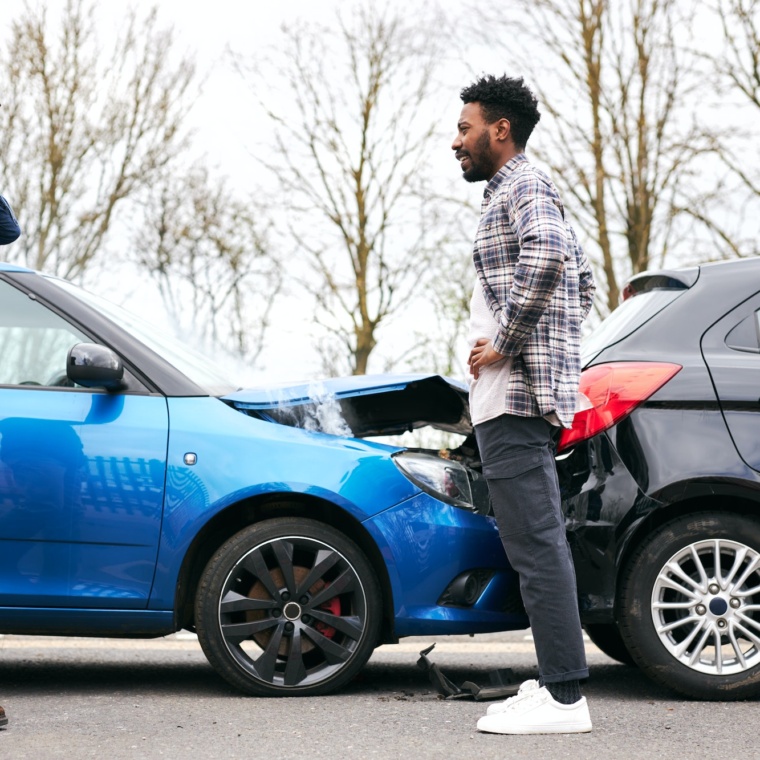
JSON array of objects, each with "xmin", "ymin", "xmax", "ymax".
[{"xmin": 557, "ymin": 362, "xmax": 682, "ymax": 453}]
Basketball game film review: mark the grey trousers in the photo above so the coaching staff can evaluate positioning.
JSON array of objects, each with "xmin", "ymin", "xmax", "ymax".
[{"xmin": 474, "ymin": 413, "xmax": 589, "ymax": 683}]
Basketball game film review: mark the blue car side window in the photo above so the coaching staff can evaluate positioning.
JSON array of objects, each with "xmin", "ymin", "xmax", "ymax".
[{"xmin": 0, "ymin": 280, "xmax": 88, "ymax": 386}]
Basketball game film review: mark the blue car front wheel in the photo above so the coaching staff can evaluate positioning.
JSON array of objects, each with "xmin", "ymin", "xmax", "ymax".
[{"xmin": 195, "ymin": 517, "xmax": 382, "ymax": 696}]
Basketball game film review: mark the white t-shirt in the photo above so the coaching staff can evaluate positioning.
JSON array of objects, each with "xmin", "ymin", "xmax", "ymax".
[{"xmin": 466, "ymin": 279, "xmax": 513, "ymax": 426}]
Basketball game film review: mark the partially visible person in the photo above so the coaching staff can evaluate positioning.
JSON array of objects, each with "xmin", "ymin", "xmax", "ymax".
[
  {"xmin": 0, "ymin": 191, "xmax": 20, "ymax": 730},
  {"xmin": 452, "ymin": 74, "xmax": 595, "ymax": 735},
  {"xmin": 0, "ymin": 194, "xmax": 20, "ymax": 246}
]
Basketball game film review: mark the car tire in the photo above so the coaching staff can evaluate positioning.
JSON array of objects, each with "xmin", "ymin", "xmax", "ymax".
[
  {"xmin": 584, "ymin": 623, "xmax": 636, "ymax": 666},
  {"xmin": 195, "ymin": 517, "xmax": 382, "ymax": 696},
  {"xmin": 619, "ymin": 512, "xmax": 760, "ymax": 700}
]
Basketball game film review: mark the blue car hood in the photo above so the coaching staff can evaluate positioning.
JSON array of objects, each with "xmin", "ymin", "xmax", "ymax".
[{"xmin": 223, "ymin": 373, "xmax": 471, "ymax": 437}]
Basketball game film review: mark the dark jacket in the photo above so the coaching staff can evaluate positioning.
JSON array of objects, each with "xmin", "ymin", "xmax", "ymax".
[{"xmin": 0, "ymin": 195, "xmax": 21, "ymax": 245}]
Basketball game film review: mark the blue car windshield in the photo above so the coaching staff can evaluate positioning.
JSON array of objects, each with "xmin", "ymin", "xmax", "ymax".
[{"xmin": 47, "ymin": 276, "xmax": 237, "ymax": 395}]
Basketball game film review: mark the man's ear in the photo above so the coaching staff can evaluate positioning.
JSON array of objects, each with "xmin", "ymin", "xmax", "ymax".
[{"xmin": 494, "ymin": 118, "xmax": 511, "ymax": 143}]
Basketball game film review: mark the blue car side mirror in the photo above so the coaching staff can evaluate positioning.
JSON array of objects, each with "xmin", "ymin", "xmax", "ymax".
[{"xmin": 67, "ymin": 342, "xmax": 124, "ymax": 390}]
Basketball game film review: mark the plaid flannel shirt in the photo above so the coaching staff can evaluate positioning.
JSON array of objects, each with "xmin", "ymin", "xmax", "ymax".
[{"xmin": 472, "ymin": 154, "xmax": 595, "ymax": 428}]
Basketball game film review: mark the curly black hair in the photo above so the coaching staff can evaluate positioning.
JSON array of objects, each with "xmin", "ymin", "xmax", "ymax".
[{"xmin": 460, "ymin": 75, "xmax": 541, "ymax": 149}]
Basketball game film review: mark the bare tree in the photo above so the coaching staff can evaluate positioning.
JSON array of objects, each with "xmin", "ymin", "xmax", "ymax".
[
  {"xmin": 403, "ymin": 215, "xmax": 477, "ymax": 378},
  {"xmin": 484, "ymin": 0, "xmax": 713, "ymax": 314},
  {"xmin": 715, "ymin": 0, "xmax": 760, "ymax": 130},
  {"xmin": 237, "ymin": 3, "xmax": 453, "ymax": 375},
  {"xmin": 0, "ymin": 0, "xmax": 195, "ymax": 279},
  {"xmin": 685, "ymin": 0, "xmax": 760, "ymax": 257},
  {"xmin": 134, "ymin": 166, "xmax": 281, "ymax": 365}
]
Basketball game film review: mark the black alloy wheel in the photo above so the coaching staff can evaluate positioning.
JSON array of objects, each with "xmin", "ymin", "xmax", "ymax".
[
  {"xmin": 619, "ymin": 512, "xmax": 760, "ymax": 700},
  {"xmin": 195, "ymin": 518, "xmax": 382, "ymax": 696}
]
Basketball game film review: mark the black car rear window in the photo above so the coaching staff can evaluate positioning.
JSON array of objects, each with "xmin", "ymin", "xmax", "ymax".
[{"xmin": 581, "ymin": 289, "xmax": 685, "ymax": 365}]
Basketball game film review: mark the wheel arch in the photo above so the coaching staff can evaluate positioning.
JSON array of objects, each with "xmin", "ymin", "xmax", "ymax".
[
  {"xmin": 615, "ymin": 485, "xmax": 760, "ymax": 616},
  {"xmin": 173, "ymin": 493, "xmax": 396, "ymax": 642}
]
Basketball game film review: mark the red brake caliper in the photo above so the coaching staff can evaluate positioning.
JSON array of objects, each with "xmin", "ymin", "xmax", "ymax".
[{"xmin": 314, "ymin": 594, "xmax": 340, "ymax": 638}]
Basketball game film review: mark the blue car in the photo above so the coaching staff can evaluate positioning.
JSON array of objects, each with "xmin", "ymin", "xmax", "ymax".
[{"xmin": 0, "ymin": 262, "xmax": 525, "ymax": 696}]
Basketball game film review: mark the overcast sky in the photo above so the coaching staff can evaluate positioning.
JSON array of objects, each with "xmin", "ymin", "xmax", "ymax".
[{"xmin": 3, "ymin": 1, "xmax": 733, "ymax": 385}]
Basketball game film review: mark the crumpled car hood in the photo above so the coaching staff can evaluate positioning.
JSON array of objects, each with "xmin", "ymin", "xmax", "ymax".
[{"xmin": 223, "ymin": 373, "xmax": 471, "ymax": 437}]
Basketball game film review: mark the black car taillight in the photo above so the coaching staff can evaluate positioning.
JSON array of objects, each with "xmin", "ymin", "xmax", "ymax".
[{"xmin": 557, "ymin": 362, "xmax": 682, "ymax": 453}]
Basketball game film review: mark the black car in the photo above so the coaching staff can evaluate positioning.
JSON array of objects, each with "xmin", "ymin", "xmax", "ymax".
[{"xmin": 558, "ymin": 256, "xmax": 760, "ymax": 700}]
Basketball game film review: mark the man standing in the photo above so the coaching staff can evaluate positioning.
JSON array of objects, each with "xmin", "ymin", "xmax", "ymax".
[
  {"xmin": 0, "ymin": 191, "xmax": 20, "ymax": 730},
  {"xmin": 452, "ymin": 75, "xmax": 595, "ymax": 734}
]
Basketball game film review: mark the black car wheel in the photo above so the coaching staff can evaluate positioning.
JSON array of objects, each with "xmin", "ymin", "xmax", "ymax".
[
  {"xmin": 195, "ymin": 518, "xmax": 382, "ymax": 696},
  {"xmin": 619, "ymin": 512, "xmax": 760, "ymax": 699},
  {"xmin": 584, "ymin": 623, "xmax": 635, "ymax": 666}
]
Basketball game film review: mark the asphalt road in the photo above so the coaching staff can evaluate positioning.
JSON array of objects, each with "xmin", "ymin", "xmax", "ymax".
[{"xmin": 0, "ymin": 630, "xmax": 757, "ymax": 760}]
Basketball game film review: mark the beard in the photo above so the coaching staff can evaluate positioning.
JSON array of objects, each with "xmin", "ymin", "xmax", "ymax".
[{"xmin": 460, "ymin": 130, "xmax": 497, "ymax": 183}]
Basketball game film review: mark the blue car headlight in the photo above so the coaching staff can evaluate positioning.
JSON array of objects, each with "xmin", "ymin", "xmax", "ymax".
[{"xmin": 393, "ymin": 451, "xmax": 482, "ymax": 511}]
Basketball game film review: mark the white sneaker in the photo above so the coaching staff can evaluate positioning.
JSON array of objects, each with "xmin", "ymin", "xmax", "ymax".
[
  {"xmin": 485, "ymin": 679, "xmax": 540, "ymax": 715},
  {"xmin": 477, "ymin": 686, "xmax": 592, "ymax": 735}
]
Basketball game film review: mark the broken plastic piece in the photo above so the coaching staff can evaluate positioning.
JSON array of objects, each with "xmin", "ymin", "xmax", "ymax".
[{"xmin": 416, "ymin": 643, "xmax": 520, "ymax": 701}]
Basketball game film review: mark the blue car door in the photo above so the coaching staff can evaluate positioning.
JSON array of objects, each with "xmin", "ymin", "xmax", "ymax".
[{"xmin": 0, "ymin": 280, "xmax": 168, "ymax": 608}]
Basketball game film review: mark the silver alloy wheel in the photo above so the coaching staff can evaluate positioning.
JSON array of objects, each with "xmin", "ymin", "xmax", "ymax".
[{"xmin": 651, "ymin": 538, "xmax": 760, "ymax": 675}]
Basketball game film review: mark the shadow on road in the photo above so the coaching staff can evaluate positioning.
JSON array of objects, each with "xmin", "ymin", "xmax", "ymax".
[
  {"xmin": 0, "ymin": 648, "xmax": 677, "ymax": 702},
  {"xmin": 349, "ymin": 659, "xmax": 676, "ymax": 702},
  {"xmin": 0, "ymin": 658, "xmax": 235, "ymax": 697}
]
